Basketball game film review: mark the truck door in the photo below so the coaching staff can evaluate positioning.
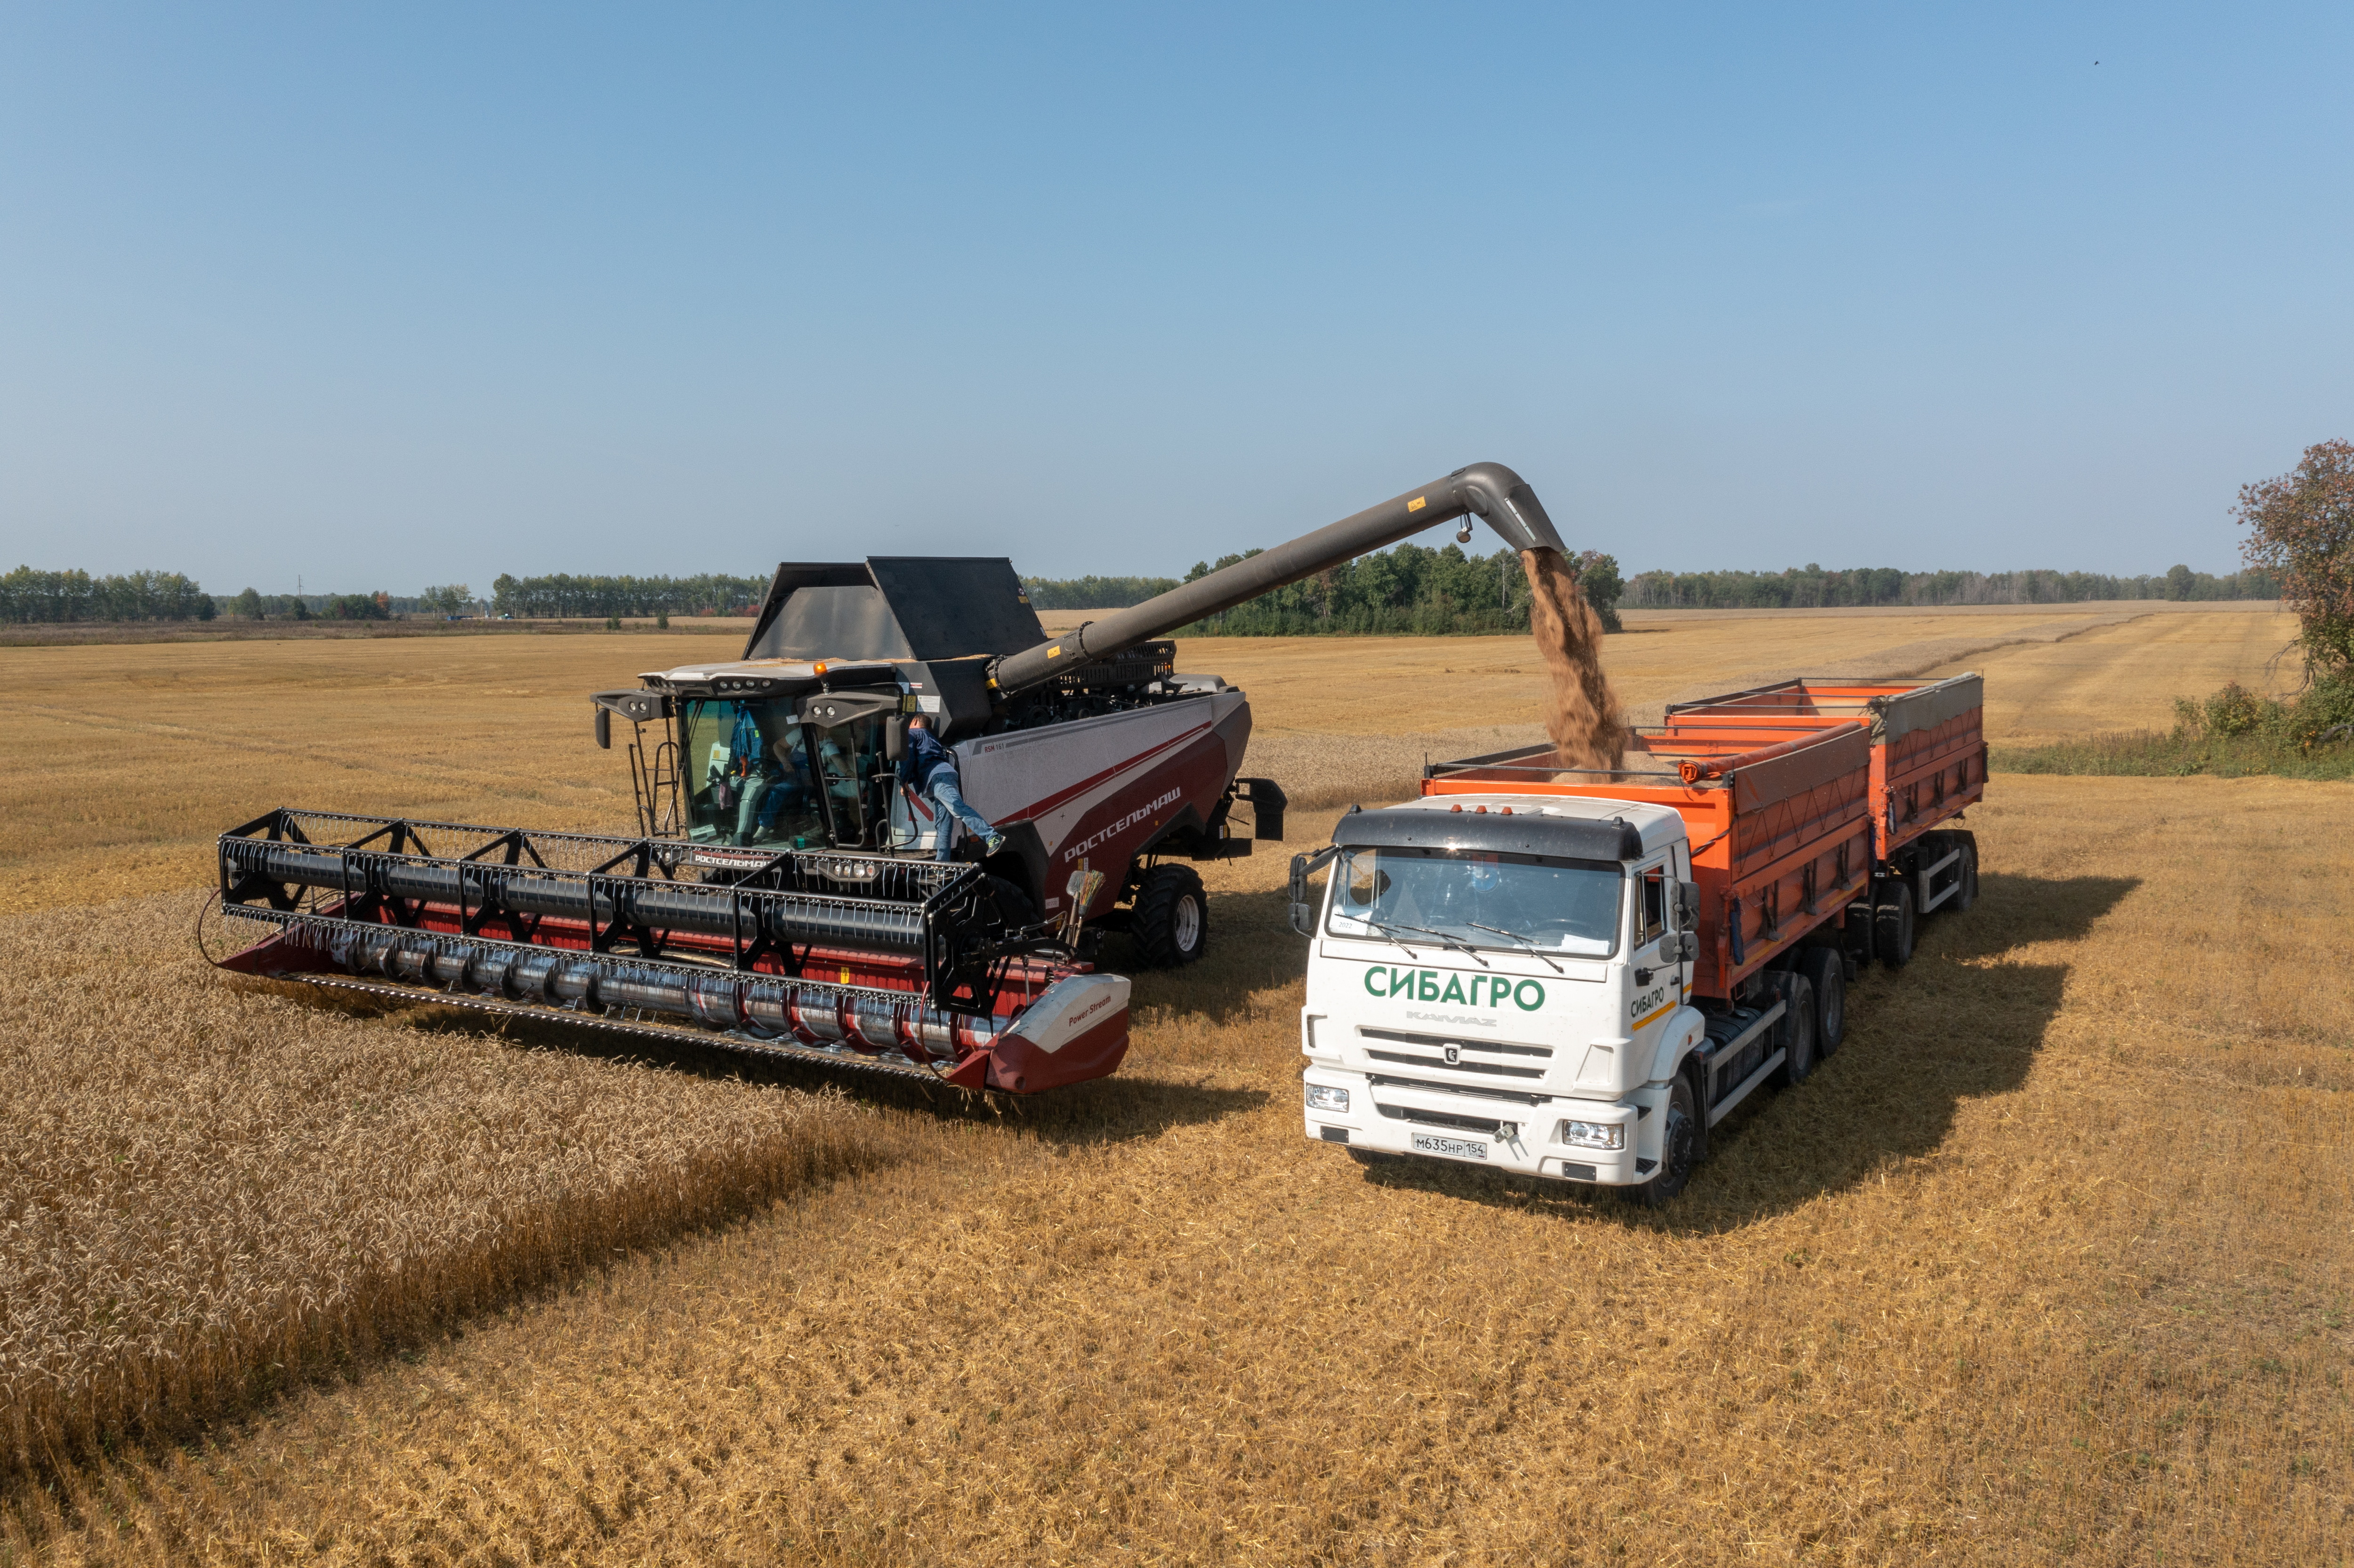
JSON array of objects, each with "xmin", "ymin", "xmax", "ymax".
[{"xmin": 1632, "ymin": 857, "xmax": 1681, "ymax": 1034}]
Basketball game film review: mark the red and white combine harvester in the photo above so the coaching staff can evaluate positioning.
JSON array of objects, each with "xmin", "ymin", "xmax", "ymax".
[{"xmin": 209, "ymin": 464, "xmax": 1571, "ymax": 1092}]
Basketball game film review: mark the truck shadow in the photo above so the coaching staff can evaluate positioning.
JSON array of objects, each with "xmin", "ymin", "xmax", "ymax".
[{"xmin": 1346, "ymin": 870, "xmax": 2141, "ymax": 1228}]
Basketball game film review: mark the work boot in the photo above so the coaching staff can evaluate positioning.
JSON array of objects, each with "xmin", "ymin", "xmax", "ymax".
[{"xmin": 984, "ymin": 832, "xmax": 1006, "ymax": 856}]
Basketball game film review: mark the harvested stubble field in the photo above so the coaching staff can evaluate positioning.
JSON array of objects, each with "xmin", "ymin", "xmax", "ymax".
[{"xmin": 3, "ymin": 606, "xmax": 2349, "ymax": 1564}]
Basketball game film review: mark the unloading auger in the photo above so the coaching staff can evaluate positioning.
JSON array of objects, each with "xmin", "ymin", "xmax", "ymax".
[{"xmin": 205, "ymin": 463, "xmax": 1569, "ymax": 1092}]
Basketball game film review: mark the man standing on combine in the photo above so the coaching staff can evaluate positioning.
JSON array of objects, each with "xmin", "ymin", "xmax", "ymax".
[{"xmin": 900, "ymin": 714, "xmax": 1004, "ymax": 860}]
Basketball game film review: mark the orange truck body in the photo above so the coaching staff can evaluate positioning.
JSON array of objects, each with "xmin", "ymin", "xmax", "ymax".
[
  {"xmin": 1420, "ymin": 674, "xmax": 1985, "ymax": 1004},
  {"xmin": 1422, "ymin": 724, "xmax": 1874, "ymax": 1002},
  {"xmin": 1659, "ymin": 675, "xmax": 1986, "ymax": 862}
]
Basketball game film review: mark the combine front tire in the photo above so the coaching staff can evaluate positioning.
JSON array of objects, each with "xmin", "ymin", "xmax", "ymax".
[
  {"xmin": 1133, "ymin": 864, "xmax": 1209, "ymax": 966},
  {"xmin": 1875, "ymin": 881, "xmax": 1917, "ymax": 971}
]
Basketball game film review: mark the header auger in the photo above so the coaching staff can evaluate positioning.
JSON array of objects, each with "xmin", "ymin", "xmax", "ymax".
[{"xmin": 205, "ymin": 463, "xmax": 1569, "ymax": 1092}]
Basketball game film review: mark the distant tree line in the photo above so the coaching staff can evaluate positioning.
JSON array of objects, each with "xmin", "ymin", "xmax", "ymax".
[
  {"xmin": 1, "ymin": 567, "xmax": 217, "ymax": 623},
  {"xmin": 1619, "ymin": 563, "xmax": 2280, "ymax": 609},
  {"xmin": 488, "ymin": 573, "xmax": 767, "ymax": 618},
  {"xmin": 1020, "ymin": 574, "xmax": 1183, "ymax": 609},
  {"xmin": 1161, "ymin": 544, "xmax": 1626, "ymax": 636}
]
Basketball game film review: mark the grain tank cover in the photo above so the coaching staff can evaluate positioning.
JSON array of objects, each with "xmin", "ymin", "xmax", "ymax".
[{"xmin": 740, "ymin": 557, "xmax": 1047, "ymax": 663}]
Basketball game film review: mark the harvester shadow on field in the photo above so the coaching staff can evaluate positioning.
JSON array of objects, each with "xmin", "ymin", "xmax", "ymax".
[{"xmin": 1351, "ymin": 870, "xmax": 2141, "ymax": 1230}]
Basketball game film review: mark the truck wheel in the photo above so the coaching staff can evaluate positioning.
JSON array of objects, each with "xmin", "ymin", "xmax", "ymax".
[
  {"xmin": 1634, "ymin": 1073, "xmax": 1701, "ymax": 1206},
  {"xmin": 1776, "ymin": 974, "xmax": 1817, "ymax": 1086},
  {"xmin": 1875, "ymin": 881, "xmax": 1916, "ymax": 971},
  {"xmin": 1947, "ymin": 833, "xmax": 1979, "ymax": 914},
  {"xmin": 1133, "ymin": 864, "xmax": 1209, "ymax": 967},
  {"xmin": 1801, "ymin": 947, "xmax": 1845, "ymax": 1055}
]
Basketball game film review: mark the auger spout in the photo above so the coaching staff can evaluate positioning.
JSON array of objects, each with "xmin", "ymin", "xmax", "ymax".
[{"xmin": 989, "ymin": 462, "xmax": 1567, "ymax": 696}]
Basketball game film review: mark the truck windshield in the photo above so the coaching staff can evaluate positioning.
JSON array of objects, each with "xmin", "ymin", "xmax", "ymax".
[{"xmin": 1324, "ymin": 846, "xmax": 1621, "ymax": 957}]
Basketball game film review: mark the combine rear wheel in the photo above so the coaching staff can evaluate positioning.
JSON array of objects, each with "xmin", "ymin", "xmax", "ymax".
[{"xmin": 1133, "ymin": 864, "xmax": 1209, "ymax": 966}]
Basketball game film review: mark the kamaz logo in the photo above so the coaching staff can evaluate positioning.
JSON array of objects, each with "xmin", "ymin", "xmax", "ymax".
[
  {"xmin": 1443, "ymin": 1044, "xmax": 1461, "ymax": 1065},
  {"xmin": 1363, "ymin": 966, "xmax": 1544, "ymax": 1012}
]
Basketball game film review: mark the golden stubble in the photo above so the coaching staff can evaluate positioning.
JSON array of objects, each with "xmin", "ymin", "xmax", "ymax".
[{"xmin": 2, "ymin": 611, "xmax": 2346, "ymax": 1563}]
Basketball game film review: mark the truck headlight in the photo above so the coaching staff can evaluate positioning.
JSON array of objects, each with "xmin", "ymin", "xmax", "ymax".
[
  {"xmin": 1306, "ymin": 1085, "xmax": 1350, "ymax": 1113},
  {"xmin": 1558, "ymin": 1118, "xmax": 1624, "ymax": 1150}
]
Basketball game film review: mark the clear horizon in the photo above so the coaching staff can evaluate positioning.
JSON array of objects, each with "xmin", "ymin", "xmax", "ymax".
[{"xmin": 4, "ymin": 3, "xmax": 2348, "ymax": 595}]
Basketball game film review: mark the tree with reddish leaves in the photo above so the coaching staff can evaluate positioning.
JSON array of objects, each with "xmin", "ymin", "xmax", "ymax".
[{"xmin": 2238, "ymin": 439, "xmax": 2354, "ymax": 672}]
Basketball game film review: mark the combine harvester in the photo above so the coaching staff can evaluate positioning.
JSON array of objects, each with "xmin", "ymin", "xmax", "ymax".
[
  {"xmin": 1293, "ymin": 675, "xmax": 1983, "ymax": 1199},
  {"xmin": 210, "ymin": 463, "xmax": 1571, "ymax": 1093}
]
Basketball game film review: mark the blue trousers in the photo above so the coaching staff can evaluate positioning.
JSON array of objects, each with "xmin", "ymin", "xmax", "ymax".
[{"xmin": 926, "ymin": 773, "xmax": 997, "ymax": 860}]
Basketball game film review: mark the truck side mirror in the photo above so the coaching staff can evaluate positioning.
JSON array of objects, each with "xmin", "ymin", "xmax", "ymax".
[
  {"xmin": 1677, "ymin": 880, "xmax": 1700, "ymax": 925},
  {"xmin": 1678, "ymin": 931, "xmax": 1699, "ymax": 962},
  {"xmin": 1288, "ymin": 845, "xmax": 1340, "ymax": 937},
  {"xmin": 595, "ymin": 707, "xmax": 611, "ymax": 750}
]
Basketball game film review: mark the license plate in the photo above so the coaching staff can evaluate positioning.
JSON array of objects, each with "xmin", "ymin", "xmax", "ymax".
[{"xmin": 1411, "ymin": 1132, "xmax": 1488, "ymax": 1161}]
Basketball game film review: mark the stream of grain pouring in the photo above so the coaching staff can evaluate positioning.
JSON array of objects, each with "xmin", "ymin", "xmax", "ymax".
[{"xmin": 1522, "ymin": 548, "xmax": 1629, "ymax": 777}]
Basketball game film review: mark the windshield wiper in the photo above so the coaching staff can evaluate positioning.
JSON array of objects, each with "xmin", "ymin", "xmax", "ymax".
[
  {"xmin": 1369, "ymin": 919, "xmax": 1489, "ymax": 967},
  {"xmin": 1464, "ymin": 921, "xmax": 1564, "ymax": 973}
]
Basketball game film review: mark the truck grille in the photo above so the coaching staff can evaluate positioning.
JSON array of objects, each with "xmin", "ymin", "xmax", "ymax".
[
  {"xmin": 1374, "ymin": 1103, "xmax": 1507, "ymax": 1138},
  {"xmin": 1359, "ymin": 1027, "xmax": 1550, "ymax": 1058},
  {"xmin": 1367, "ymin": 1074, "xmax": 1549, "ymax": 1106},
  {"xmin": 1363, "ymin": 1048, "xmax": 1542, "ymax": 1079}
]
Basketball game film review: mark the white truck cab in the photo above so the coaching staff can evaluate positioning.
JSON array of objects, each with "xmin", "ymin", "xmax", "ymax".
[{"xmin": 1296, "ymin": 794, "xmax": 1708, "ymax": 1190}]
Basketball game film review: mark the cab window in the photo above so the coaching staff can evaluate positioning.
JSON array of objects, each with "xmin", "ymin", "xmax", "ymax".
[{"xmin": 1637, "ymin": 864, "xmax": 1668, "ymax": 948}]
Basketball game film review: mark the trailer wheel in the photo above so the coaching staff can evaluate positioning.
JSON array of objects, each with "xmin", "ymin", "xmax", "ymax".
[
  {"xmin": 1776, "ymin": 974, "xmax": 1818, "ymax": 1086},
  {"xmin": 1634, "ymin": 1073, "xmax": 1701, "ymax": 1207},
  {"xmin": 1875, "ymin": 881, "xmax": 1916, "ymax": 971},
  {"xmin": 1802, "ymin": 947, "xmax": 1845, "ymax": 1055},
  {"xmin": 1133, "ymin": 864, "xmax": 1209, "ymax": 967},
  {"xmin": 1947, "ymin": 833, "xmax": 1979, "ymax": 914}
]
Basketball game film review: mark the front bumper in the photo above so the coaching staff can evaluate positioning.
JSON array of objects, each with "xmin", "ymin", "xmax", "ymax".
[{"xmin": 1302, "ymin": 1068, "xmax": 1647, "ymax": 1185}]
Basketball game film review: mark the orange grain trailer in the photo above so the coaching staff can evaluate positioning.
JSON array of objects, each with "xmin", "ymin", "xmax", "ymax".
[
  {"xmin": 1660, "ymin": 674, "xmax": 1984, "ymax": 967},
  {"xmin": 1421, "ymin": 724, "xmax": 1874, "ymax": 1006}
]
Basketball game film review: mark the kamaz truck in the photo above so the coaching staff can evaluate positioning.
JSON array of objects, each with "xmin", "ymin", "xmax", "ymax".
[{"xmin": 1292, "ymin": 677, "xmax": 1984, "ymax": 1200}]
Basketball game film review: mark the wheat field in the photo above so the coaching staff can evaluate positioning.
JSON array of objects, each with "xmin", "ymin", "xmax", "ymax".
[{"xmin": 4, "ymin": 607, "xmax": 2347, "ymax": 1564}]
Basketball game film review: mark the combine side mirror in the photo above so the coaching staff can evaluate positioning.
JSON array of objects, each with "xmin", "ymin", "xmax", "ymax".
[
  {"xmin": 595, "ymin": 707, "xmax": 611, "ymax": 750},
  {"xmin": 884, "ymin": 716, "xmax": 907, "ymax": 764}
]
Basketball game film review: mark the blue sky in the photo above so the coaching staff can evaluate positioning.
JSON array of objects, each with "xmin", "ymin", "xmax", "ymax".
[{"xmin": 2, "ymin": 2, "xmax": 2348, "ymax": 593}]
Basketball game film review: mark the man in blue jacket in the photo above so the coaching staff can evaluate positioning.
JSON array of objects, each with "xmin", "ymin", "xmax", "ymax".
[{"xmin": 899, "ymin": 715, "xmax": 1004, "ymax": 860}]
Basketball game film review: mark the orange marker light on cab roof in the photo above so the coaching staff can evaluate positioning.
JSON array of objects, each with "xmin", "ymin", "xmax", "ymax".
[{"xmin": 1449, "ymin": 803, "xmax": 1462, "ymax": 812}]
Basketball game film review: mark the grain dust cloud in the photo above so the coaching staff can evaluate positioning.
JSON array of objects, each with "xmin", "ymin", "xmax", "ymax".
[{"xmin": 1522, "ymin": 548, "xmax": 1629, "ymax": 775}]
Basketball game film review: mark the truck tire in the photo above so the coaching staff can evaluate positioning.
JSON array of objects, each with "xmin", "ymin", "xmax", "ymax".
[
  {"xmin": 1947, "ymin": 832, "xmax": 1979, "ymax": 914},
  {"xmin": 1633, "ymin": 1072, "xmax": 1701, "ymax": 1207},
  {"xmin": 1875, "ymin": 881, "xmax": 1916, "ymax": 971},
  {"xmin": 1133, "ymin": 864, "xmax": 1209, "ymax": 967},
  {"xmin": 1801, "ymin": 946, "xmax": 1845, "ymax": 1055},
  {"xmin": 1776, "ymin": 973, "xmax": 1818, "ymax": 1086}
]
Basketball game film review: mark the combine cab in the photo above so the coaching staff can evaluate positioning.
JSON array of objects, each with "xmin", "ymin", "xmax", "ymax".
[{"xmin": 209, "ymin": 462, "xmax": 1571, "ymax": 1091}]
